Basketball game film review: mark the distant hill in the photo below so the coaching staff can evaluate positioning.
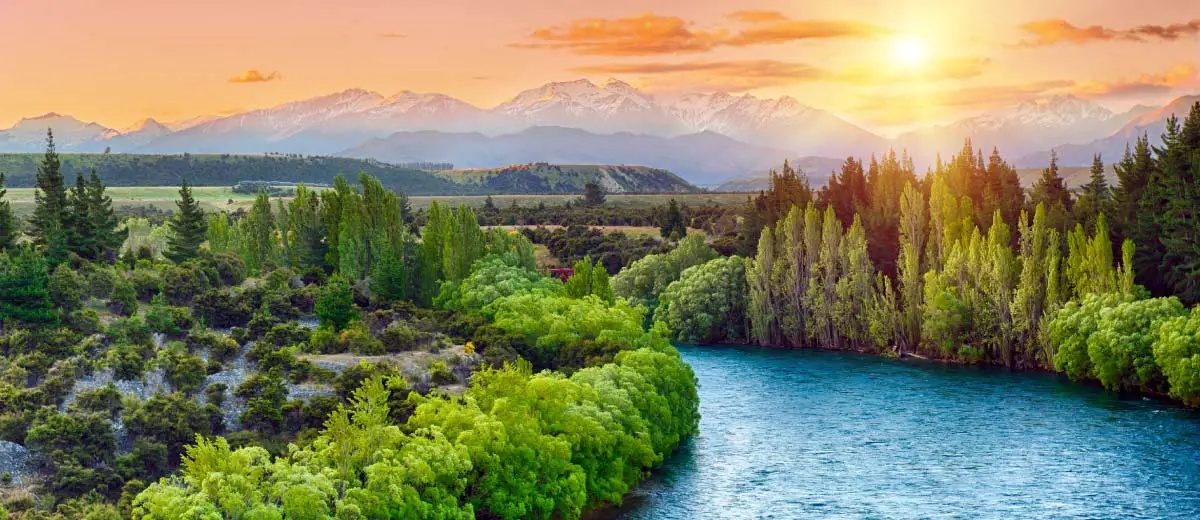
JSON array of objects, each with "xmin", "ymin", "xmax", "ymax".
[
  {"xmin": 340, "ymin": 126, "xmax": 790, "ymax": 186},
  {"xmin": 0, "ymin": 153, "xmax": 701, "ymax": 196},
  {"xmin": 0, "ymin": 153, "xmax": 471, "ymax": 194},
  {"xmin": 435, "ymin": 163, "xmax": 698, "ymax": 194}
]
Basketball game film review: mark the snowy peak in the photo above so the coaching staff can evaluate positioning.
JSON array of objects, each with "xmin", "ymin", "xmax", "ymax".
[
  {"xmin": 961, "ymin": 94, "xmax": 1114, "ymax": 131},
  {"xmin": 495, "ymin": 78, "xmax": 656, "ymax": 117},
  {"xmin": 118, "ymin": 118, "xmax": 171, "ymax": 136}
]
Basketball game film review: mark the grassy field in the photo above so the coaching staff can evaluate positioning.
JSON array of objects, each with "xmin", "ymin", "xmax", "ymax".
[{"xmin": 3, "ymin": 187, "xmax": 747, "ymax": 216}]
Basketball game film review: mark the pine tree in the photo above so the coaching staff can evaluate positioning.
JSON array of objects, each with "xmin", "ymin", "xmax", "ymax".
[
  {"xmin": 0, "ymin": 173, "xmax": 15, "ymax": 251},
  {"xmin": 165, "ymin": 179, "xmax": 207, "ymax": 263},
  {"xmin": 1029, "ymin": 150, "xmax": 1073, "ymax": 230},
  {"xmin": 1075, "ymin": 154, "xmax": 1111, "ymax": 232},
  {"xmin": 82, "ymin": 170, "xmax": 125, "ymax": 261},
  {"xmin": 660, "ymin": 199, "xmax": 687, "ymax": 240},
  {"xmin": 28, "ymin": 130, "xmax": 70, "ymax": 264},
  {"xmin": 0, "ymin": 246, "xmax": 57, "ymax": 329},
  {"xmin": 1112, "ymin": 135, "xmax": 1154, "ymax": 248},
  {"xmin": 583, "ymin": 183, "xmax": 606, "ymax": 206},
  {"xmin": 66, "ymin": 171, "xmax": 89, "ymax": 257}
]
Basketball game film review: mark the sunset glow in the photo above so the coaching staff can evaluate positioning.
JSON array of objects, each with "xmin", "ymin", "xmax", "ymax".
[{"xmin": 0, "ymin": 0, "xmax": 1197, "ymax": 135}]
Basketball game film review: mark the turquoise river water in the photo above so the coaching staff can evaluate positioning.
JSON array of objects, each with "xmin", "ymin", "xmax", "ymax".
[{"xmin": 603, "ymin": 346, "xmax": 1200, "ymax": 519}]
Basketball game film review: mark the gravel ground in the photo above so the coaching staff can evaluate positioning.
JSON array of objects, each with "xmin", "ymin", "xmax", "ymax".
[{"xmin": 0, "ymin": 441, "xmax": 34, "ymax": 485}]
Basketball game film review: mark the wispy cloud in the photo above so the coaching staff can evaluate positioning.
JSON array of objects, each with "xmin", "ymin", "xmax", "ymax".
[
  {"xmin": 514, "ymin": 14, "xmax": 726, "ymax": 56},
  {"xmin": 727, "ymin": 10, "xmax": 788, "ymax": 24},
  {"xmin": 1018, "ymin": 18, "xmax": 1200, "ymax": 46},
  {"xmin": 228, "ymin": 70, "xmax": 281, "ymax": 84},
  {"xmin": 574, "ymin": 59, "xmax": 826, "ymax": 91},
  {"xmin": 516, "ymin": 12, "xmax": 885, "ymax": 56},
  {"xmin": 1073, "ymin": 64, "xmax": 1199, "ymax": 98},
  {"xmin": 379, "ymin": 32, "xmax": 406, "ymax": 39}
]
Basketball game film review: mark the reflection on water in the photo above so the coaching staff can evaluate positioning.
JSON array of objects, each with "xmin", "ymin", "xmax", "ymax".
[{"xmin": 602, "ymin": 346, "xmax": 1200, "ymax": 520}]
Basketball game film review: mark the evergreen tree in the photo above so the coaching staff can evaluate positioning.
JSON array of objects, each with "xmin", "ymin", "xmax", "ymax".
[
  {"xmin": 1112, "ymin": 135, "xmax": 1154, "ymax": 248},
  {"xmin": 1075, "ymin": 154, "xmax": 1111, "ymax": 232},
  {"xmin": 28, "ymin": 130, "xmax": 70, "ymax": 264},
  {"xmin": 1029, "ymin": 150, "xmax": 1073, "ymax": 230},
  {"xmin": 316, "ymin": 274, "xmax": 356, "ymax": 331},
  {"xmin": 583, "ymin": 183, "xmax": 606, "ymax": 206},
  {"xmin": 165, "ymin": 179, "xmax": 207, "ymax": 263},
  {"xmin": 659, "ymin": 199, "xmax": 687, "ymax": 241},
  {"xmin": 0, "ymin": 172, "xmax": 15, "ymax": 251},
  {"xmin": 240, "ymin": 191, "xmax": 277, "ymax": 273},
  {"xmin": 1151, "ymin": 102, "xmax": 1200, "ymax": 303},
  {"xmin": 82, "ymin": 170, "xmax": 125, "ymax": 261},
  {"xmin": 0, "ymin": 246, "xmax": 57, "ymax": 329}
]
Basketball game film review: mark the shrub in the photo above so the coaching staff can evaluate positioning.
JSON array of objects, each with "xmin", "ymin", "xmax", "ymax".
[
  {"xmin": 193, "ymin": 289, "xmax": 253, "ymax": 328},
  {"xmin": 161, "ymin": 266, "xmax": 210, "ymax": 306},
  {"xmin": 81, "ymin": 264, "xmax": 116, "ymax": 300},
  {"xmin": 378, "ymin": 322, "xmax": 420, "ymax": 352},
  {"xmin": 160, "ymin": 348, "xmax": 207, "ymax": 393},
  {"xmin": 204, "ymin": 383, "xmax": 227, "ymax": 407},
  {"xmin": 124, "ymin": 393, "xmax": 215, "ymax": 464},
  {"xmin": 65, "ymin": 308, "xmax": 103, "ymax": 336},
  {"xmin": 429, "ymin": 361, "xmax": 456, "ymax": 385},
  {"xmin": 110, "ymin": 278, "xmax": 138, "ymax": 316},
  {"xmin": 129, "ymin": 269, "xmax": 163, "ymax": 302},
  {"xmin": 263, "ymin": 322, "xmax": 312, "ymax": 348},
  {"xmin": 145, "ymin": 298, "xmax": 195, "ymax": 336},
  {"xmin": 70, "ymin": 384, "xmax": 124, "ymax": 419},
  {"xmin": 49, "ymin": 264, "xmax": 83, "ymax": 311},
  {"xmin": 315, "ymin": 275, "xmax": 356, "ymax": 331},
  {"xmin": 1153, "ymin": 307, "xmax": 1200, "ymax": 406}
]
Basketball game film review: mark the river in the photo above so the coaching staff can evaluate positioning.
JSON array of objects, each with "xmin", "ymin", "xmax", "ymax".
[{"xmin": 605, "ymin": 346, "xmax": 1200, "ymax": 519}]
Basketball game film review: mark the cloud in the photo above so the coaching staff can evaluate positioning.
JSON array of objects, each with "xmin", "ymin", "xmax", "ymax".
[
  {"xmin": 1073, "ymin": 64, "xmax": 1199, "ymax": 98},
  {"xmin": 724, "ymin": 19, "xmax": 889, "ymax": 46},
  {"xmin": 727, "ymin": 10, "xmax": 788, "ymax": 24},
  {"xmin": 228, "ymin": 70, "xmax": 281, "ymax": 83},
  {"xmin": 1018, "ymin": 18, "xmax": 1200, "ymax": 46},
  {"xmin": 379, "ymin": 32, "xmax": 406, "ymax": 39},
  {"xmin": 517, "ymin": 12, "xmax": 885, "ymax": 56},
  {"xmin": 514, "ymin": 13, "xmax": 726, "ymax": 56},
  {"xmin": 574, "ymin": 59, "xmax": 827, "ymax": 91}
]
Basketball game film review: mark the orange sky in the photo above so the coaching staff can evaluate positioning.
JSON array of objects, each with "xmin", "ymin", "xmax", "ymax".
[{"xmin": 1, "ymin": 0, "xmax": 1198, "ymax": 135}]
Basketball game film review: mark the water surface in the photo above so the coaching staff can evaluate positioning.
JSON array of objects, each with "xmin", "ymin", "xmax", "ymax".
[{"xmin": 608, "ymin": 346, "xmax": 1200, "ymax": 519}]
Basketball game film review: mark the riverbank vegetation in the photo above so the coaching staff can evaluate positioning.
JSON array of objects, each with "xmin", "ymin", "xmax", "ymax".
[
  {"xmin": 638, "ymin": 103, "xmax": 1200, "ymax": 408},
  {"xmin": 0, "ymin": 132, "xmax": 697, "ymax": 518}
]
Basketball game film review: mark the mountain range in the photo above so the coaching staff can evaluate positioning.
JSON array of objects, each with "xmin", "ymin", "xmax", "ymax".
[{"xmin": 3, "ymin": 78, "xmax": 1197, "ymax": 185}]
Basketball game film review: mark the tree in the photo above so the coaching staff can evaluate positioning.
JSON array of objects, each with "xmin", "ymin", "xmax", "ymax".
[
  {"xmin": 0, "ymin": 172, "xmax": 15, "ymax": 251},
  {"xmin": 28, "ymin": 130, "xmax": 71, "ymax": 264},
  {"xmin": 316, "ymin": 274, "xmax": 356, "ymax": 331},
  {"xmin": 1112, "ymin": 135, "xmax": 1154, "ymax": 248},
  {"xmin": 49, "ymin": 263, "xmax": 83, "ymax": 311},
  {"xmin": 655, "ymin": 256, "xmax": 749, "ymax": 343},
  {"xmin": 583, "ymin": 182, "xmax": 606, "ymax": 206},
  {"xmin": 659, "ymin": 199, "xmax": 687, "ymax": 240},
  {"xmin": 0, "ymin": 246, "xmax": 57, "ymax": 329},
  {"xmin": 165, "ymin": 179, "xmax": 207, "ymax": 263},
  {"xmin": 1075, "ymin": 154, "xmax": 1111, "ymax": 232},
  {"xmin": 896, "ymin": 182, "xmax": 925, "ymax": 352},
  {"xmin": 69, "ymin": 169, "xmax": 126, "ymax": 261},
  {"xmin": 1029, "ymin": 150, "xmax": 1073, "ymax": 230},
  {"xmin": 287, "ymin": 184, "xmax": 328, "ymax": 270}
]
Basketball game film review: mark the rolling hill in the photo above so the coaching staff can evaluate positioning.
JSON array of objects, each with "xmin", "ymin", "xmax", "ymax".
[{"xmin": 434, "ymin": 163, "xmax": 698, "ymax": 194}]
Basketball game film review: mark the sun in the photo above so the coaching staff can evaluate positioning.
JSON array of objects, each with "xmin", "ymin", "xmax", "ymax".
[{"xmin": 892, "ymin": 36, "xmax": 928, "ymax": 68}]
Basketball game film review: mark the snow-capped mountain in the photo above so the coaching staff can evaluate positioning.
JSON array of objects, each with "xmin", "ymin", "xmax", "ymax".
[
  {"xmin": 494, "ymin": 78, "xmax": 680, "ymax": 135},
  {"xmin": 1017, "ymin": 95, "xmax": 1198, "ymax": 167},
  {"xmin": 898, "ymin": 95, "xmax": 1147, "ymax": 165},
  {"xmin": 0, "ymin": 113, "xmax": 116, "ymax": 152},
  {"xmin": 139, "ymin": 89, "xmax": 387, "ymax": 154},
  {"xmin": 667, "ymin": 92, "xmax": 885, "ymax": 157}
]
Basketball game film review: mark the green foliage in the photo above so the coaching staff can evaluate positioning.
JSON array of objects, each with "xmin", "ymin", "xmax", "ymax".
[
  {"xmin": 1153, "ymin": 307, "xmax": 1200, "ymax": 405},
  {"xmin": 436, "ymin": 254, "xmax": 560, "ymax": 316},
  {"xmin": 110, "ymin": 277, "xmax": 138, "ymax": 316},
  {"xmin": 0, "ymin": 172, "xmax": 15, "ymax": 252},
  {"xmin": 0, "ymin": 246, "xmax": 57, "ymax": 328},
  {"xmin": 654, "ymin": 256, "xmax": 749, "ymax": 344},
  {"xmin": 659, "ymin": 198, "xmax": 687, "ymax": 240},
  {"xmin": 612, "ymin": 234, "xmax": 716, "ymax": 311},
  {"xmin": 165, "ymin": 179, "xmax": 207, "ymax": 264},
  {"xmin": 1086, "ymin": 297, "xmax": 1185, "ymax": 392},
  {"xmin": 48, "ymin": 263, "xmax": 82, "ymax": 311},
  {"xmin": 315, "ymin": 274, "xmax": 356, "ymax": 331}
]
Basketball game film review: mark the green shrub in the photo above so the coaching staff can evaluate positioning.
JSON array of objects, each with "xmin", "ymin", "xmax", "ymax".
[
  {"xmin": 129, "ymin": 269, "xmax": 163, "ymax": 302},
  {"xmin": 110, "ymin": 278, "xmax": 138, "ymax": 316},
  {"xmin": 70, "ymin": 384, "xmax": 124, "ymax": 419},
  {"xmin": 49, "ymin": 264, "xmax": 83, "ymax": 311}
]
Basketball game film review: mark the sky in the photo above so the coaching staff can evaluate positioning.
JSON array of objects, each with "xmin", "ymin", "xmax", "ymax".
[{"xmin": 1, "ymin": 0, "xmax": 1198, "ymax": 135}]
